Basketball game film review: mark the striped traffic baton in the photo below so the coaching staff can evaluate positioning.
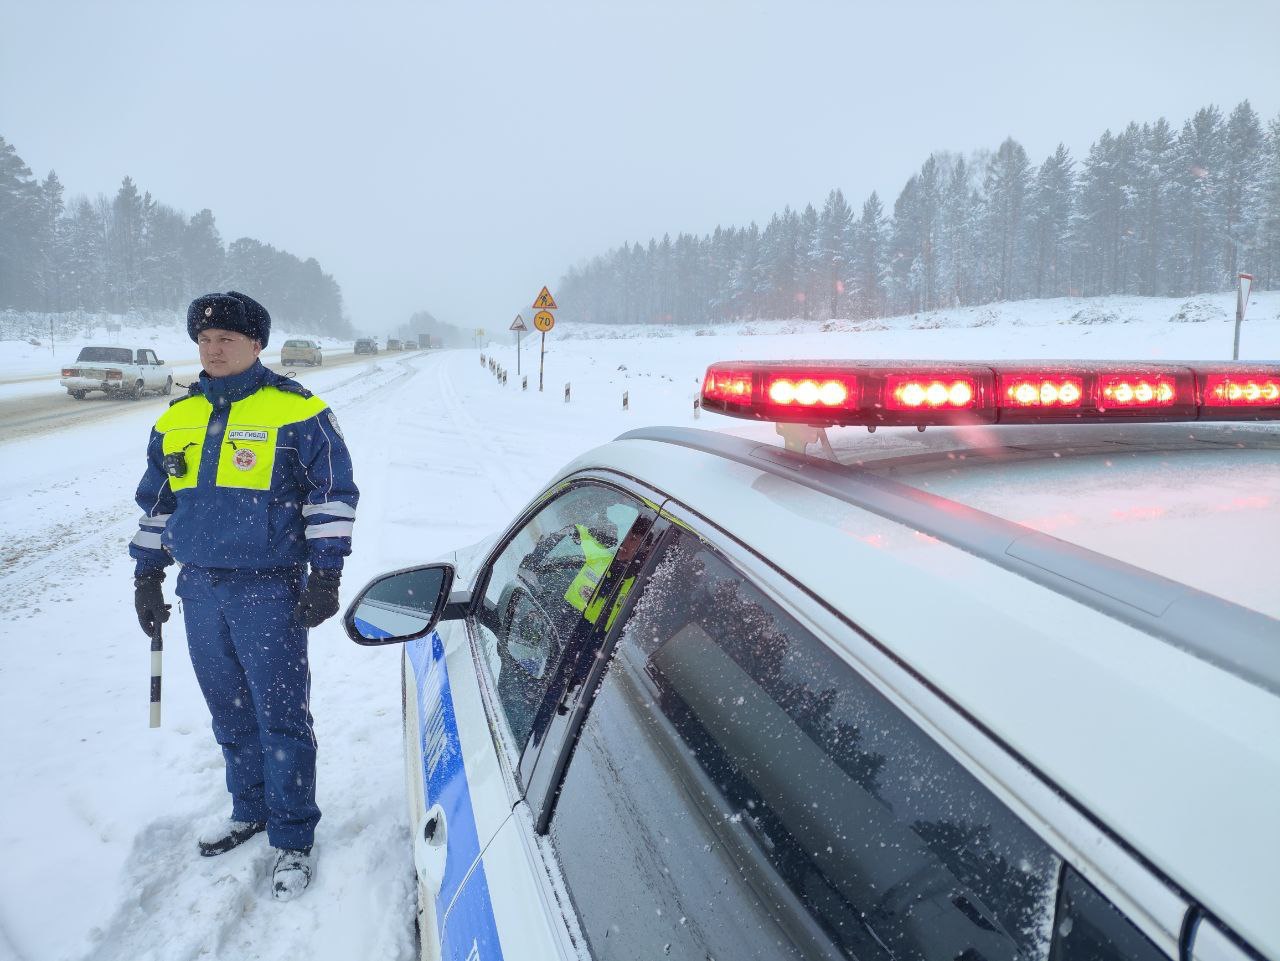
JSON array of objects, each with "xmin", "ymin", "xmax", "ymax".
[{"xmin": 149, "ymin": 620, "xmax": 163, "ymax": 728}]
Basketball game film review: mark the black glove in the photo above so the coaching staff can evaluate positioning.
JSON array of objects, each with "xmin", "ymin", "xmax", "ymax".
[
  {"xmin": 295, "ymin": 569, "xmax": 341, "ymax": 628},
  {"xmin": 134, "ymin": 569, "xmax": 171, "ymax": 637}
]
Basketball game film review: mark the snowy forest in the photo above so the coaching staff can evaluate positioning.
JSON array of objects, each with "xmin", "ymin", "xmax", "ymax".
[
  {"xmin": 0, "ymin": 136, "xmax": 351, "ymax": 336},
  {"xmin": 559, "ymin": 101, "xmax": 1280, "ymax": 326}
]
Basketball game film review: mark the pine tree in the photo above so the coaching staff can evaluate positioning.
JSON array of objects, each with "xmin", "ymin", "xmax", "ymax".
[
  {"xmin": 183, "ymin": 209, "xmax": 225, "ymax": 295},
  {"xmin": 0, "ymin": 136, "xmax": 41, "ymax": 308},
  {"xmin": 1259, "ymin": 115, "xmax": 1280, "ymax": 288},
  {"xmin": 797, "ymin": 203, "xmax": 820, "ymax": 320},
  {"xmin": 981, "ymin": 137, "xmax": 1032, "ymax": 300},
  {"xmin": 818, "ymin": 189, "xmax": 853, "ymax": 318},
  {"xmin": 38, "ymin": 170, "xmax": 66, "ymax": 310},
  {"xmin": 852, "ymin": 192, "xmax": 888, "ymax": 318},
  {"xmin": 64, "ymin": 197, "xmax": 107, "ymax": 311},
  {"xmin": 1027, "ymin": 146, "xmax": 1074, "ymax": 298},
  {"xmin": 1134, "ymin": 119, "xmax": 1177, "ymax": 294},
  {"xmin": 1172, "ymin": 106, "xmax": 1226, "ymax": 294},
  {"xmin": 938, "ymin": 158, "xmax": 979, "ymax": 307},
  {"xmin": 1221, "ymin": 100, "xmax": 1265, "ymax": 281},
  {"xmin": 890, "ymin": 174, "xmax": 922, "ymax": 312}
]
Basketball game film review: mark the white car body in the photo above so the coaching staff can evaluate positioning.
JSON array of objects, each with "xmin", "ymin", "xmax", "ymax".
[
  {"xmin": 59, "ymin": 345, "xmax": 173, "ymax": 399},
  {"xmin": 353, "ymin": 415, "xmax": 1279, "ymax": 961}
]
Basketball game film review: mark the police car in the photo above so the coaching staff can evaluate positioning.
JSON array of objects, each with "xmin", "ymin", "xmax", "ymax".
[{"xmin": 345, "ymin": 359, "xmax": 1280, "ymax": 961}]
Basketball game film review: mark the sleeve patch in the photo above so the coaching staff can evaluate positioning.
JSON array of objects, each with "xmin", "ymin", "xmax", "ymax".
[{"xmin": 327, "ymin": 411, "xmax": 345, "ymax": 440}]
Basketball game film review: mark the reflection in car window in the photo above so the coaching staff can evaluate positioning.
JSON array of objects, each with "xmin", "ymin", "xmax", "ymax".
[
  {"xmin": 550, "ymin": 530, "xmax": 1060, "ymax": 961},
  {"xmin": 1049, "ymin": 868, "xmax": 1167, "ymax": 961},
  {"xmin": 474, "ymin": 484, "xmax": 642, "ymax": 753}
]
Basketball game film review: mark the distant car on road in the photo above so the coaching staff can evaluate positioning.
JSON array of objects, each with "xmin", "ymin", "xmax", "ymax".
[
  {"xmin": 280, "ymin": 339, "xmax": 323, "ymax": 367},
  {"xmin": 60, "ymin": 346, "xmax": 172, "ymax": 400},
  {"xmin": 354, "ymin": 338, "xmax": 379, "ymax": 354},
  {"xmin": 387, "ymin": 338, "xmax": 404, "ymax": 351}
]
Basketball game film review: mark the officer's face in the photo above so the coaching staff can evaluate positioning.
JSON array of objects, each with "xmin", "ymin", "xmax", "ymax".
[{"xmin": 198, "ymin": 329, "xmax": 262, "ymax": 378}]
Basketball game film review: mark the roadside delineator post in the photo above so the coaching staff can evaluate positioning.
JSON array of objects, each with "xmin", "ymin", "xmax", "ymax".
[
  {"xmin": 693, "ymin": 397, "xmax": 701, "ymax": 419},
  {"xmin": 564, "ymin": 383, "xmax": 571, "ymax": 403},
  {"xmin": 1233, "ymin": 272, "xmax": 1254, "ymax": 361},
  {"xmin": 623, "ymin": 391, "xmax": 629, "ymax": 411}
]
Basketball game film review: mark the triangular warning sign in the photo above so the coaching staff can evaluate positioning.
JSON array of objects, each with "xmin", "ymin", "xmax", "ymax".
[
  {"xmin": 510, "ymin": 314, "xmax": 528, "ymax": 331},
  {"xmin": 532, "ymin": 286, "xmax": 558, "ymax": 310}
]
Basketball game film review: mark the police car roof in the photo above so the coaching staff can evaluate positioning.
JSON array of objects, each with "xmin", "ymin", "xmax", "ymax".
[{"xmin": 552, "ymin": 423, "xmax": 1280, "ymax": 957}]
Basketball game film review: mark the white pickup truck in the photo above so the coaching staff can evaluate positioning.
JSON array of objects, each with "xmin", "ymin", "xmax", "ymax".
[{"xmin": 60, "ymin": 346, "xmax": 174, "ymax": 400}]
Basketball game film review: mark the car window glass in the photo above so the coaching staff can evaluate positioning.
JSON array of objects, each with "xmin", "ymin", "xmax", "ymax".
[
  {"xmin": 1049, "ymin": 868, "xmax": 1168, "ymax": 961},
  {"xmin": 76, "ymin": 347, "xmax": 132, "ymax": 363},
  {"xmin": 550, "ymin": 530, "xmax": 1060, "ymax": 961},
  {"xmin": 473, "ymin": 484, "xmax": 643, "ymax": 754}
]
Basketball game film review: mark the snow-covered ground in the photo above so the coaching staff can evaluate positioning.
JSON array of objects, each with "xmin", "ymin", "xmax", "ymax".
[{"xmin": 0, "ymin": 292, "xmax": 1277, "ymax": 961}]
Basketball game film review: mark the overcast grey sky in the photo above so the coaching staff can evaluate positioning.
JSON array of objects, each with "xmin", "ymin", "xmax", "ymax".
[{"xmin": 3, "ymin": 0, "xmax": 1277, "ymax": 332}]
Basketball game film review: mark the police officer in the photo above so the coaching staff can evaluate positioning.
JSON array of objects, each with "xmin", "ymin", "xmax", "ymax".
[{"xmin": 129, "ymin": 291, "xmax": 358, "ymax": 901}]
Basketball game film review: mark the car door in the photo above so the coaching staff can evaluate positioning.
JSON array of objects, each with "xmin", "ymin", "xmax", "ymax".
[
  {"xmin": 405, "ymin": 477, "xmax": 664, "ymax": 961},
  {"xmin": 507, "ymin": 508, "xmax": 1083, "ymax": 961},
  {"xmin": 139, "ymin": 349, "xmax": 162, "ymax": 388}
]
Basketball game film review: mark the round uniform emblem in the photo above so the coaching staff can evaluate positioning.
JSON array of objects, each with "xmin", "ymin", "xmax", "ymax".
[
  {"xmin": 233, "ymin": 448, "xmax": 257, "ymax": 471},
  {"xmin": 204, "ymin": 305, "xmax": 214, "ymax": 318}
]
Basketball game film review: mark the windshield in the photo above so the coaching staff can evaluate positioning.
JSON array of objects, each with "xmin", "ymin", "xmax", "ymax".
[{"xmin": 75, "ymin": 347, "xmax": 132, "ymax": 364}]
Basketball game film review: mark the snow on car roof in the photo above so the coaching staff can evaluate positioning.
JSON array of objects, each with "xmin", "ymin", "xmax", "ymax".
[{"xmin": 829, "ymin": 422, "xmax": 1280, "ymax": 619}]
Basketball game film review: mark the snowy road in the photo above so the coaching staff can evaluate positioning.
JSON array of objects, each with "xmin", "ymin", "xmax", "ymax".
[{"xmin": 0, "ymin": 348, "xmax": 379, "ymax": 445}]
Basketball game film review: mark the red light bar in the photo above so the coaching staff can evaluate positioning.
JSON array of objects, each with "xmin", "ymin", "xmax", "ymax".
[
  {"xmin": 1194, "ymin": 366, "xmax": 1280, "ymax": 419},
  {"xmin": 700, "ymin": 360, "xmax": 1280, "ymax": 427},
  {"xmin": 884, "ymin": 375, "xmax": 978, "ymax": 411},
  {"xmin": 998, "ymin": 372, "xmax": 1084, "ymax": 409},
  {"xmin": 1201, "ymin": 371, "xmax": 1280, "ymax": 407},
  {"xmin": 701, "ymin": 361, "xmax": 994, "ymax": 426}
]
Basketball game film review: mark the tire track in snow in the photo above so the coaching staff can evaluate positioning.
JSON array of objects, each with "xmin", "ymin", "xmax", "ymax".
[{"xmin": 428, "ymin": 354, "xmax": 544, "ymax": 516}]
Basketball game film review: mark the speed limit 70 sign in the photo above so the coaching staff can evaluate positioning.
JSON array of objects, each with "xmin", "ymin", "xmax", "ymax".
[{"xmin": 533, "ymin": 310, "xmax": 555, "ymax": 332}]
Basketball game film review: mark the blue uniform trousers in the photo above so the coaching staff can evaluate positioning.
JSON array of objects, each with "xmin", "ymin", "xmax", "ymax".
[{"xmin": 176, "ymin": 564, "xmax": 320, "ymax": 850}]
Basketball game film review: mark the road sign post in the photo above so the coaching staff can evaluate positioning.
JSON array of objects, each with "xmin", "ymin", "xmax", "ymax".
[
  {"xmin": 531, "ymin": 288, "xmax": 557, "ymax": 392},
  {"xmin": 1233, "ymin": 272, "xmax": 1253, "ymax": 361},
  {"xmin": 510, "ymin": 315, "xmax": 528, "ymax": 375}
]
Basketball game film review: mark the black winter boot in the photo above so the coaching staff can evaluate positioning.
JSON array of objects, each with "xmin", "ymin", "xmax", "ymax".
[{"xmin": 197, "ymin": 819, "xmax": 267, "ymax": 857}]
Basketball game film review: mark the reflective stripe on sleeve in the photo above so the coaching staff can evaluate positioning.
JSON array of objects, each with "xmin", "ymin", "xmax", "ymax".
[
  {"xmin": 139, "ymin": 513, "xmax": 171, "ymax": 529},
  {"xmin": 131, "ymin": 531, "xmax": 164, "ymax": 550},
  {"xmin": 304, "ymin": 521, "xmax": 354, "ymax": 539},
  {"xmin": 301, "ymin": 501, "xmax": 357, "ymax": 519}
]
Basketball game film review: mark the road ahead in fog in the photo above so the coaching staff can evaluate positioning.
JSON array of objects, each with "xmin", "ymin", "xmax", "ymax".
[{"xmin": 0, "ymin": 348, "xmax": 418, "ymax": 444}]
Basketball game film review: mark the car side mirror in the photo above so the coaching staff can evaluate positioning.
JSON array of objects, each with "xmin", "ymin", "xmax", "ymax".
[
  {"xmin": 344, "ymin": 563, "xmax": 469, "ymax": 646},
  {"xmin": 156, "ymin": 359, "xmax": 164, "ymax": 365}
]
